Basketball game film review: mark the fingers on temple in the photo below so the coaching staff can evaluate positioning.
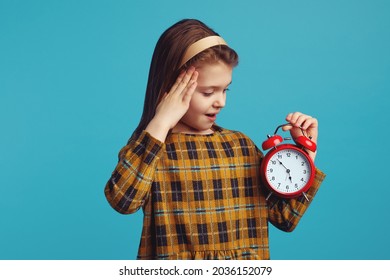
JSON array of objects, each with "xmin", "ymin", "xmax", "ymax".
[{"xmin": 170, "ymin": 67, "xmax": 196, "ymax": 94}]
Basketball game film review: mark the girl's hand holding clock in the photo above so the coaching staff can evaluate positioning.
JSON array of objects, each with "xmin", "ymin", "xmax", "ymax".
[{"xmin": 283, "ymin": 112, "xmax": 318, "ymax": 161}]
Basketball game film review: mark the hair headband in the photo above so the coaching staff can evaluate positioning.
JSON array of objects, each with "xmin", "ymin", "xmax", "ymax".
[{"xmin": 179, "ymin": 35, "xmax": 228, "ymax": 68}]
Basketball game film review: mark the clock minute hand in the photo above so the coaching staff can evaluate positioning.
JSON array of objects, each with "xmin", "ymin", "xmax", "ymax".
[
  {"xmin": 277, "ymin": 159, "xmax": 293, "ymax": 183},
  {"xmin": 277, "ymin": 158, "xmax": 288, "ymax": 169}
]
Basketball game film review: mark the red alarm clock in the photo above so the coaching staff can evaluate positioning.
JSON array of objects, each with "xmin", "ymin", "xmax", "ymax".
[{"xmin": 260, "ymin": 123, "xmax": 316, "ymax": 201}]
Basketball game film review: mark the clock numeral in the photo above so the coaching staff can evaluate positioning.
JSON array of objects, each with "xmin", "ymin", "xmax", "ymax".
[
  {"xmin": 295, "ymin": 183, "xmax": 298, "ymax": 188},
  {"xmin": 269, "ymin": 168, "xmax": 273, "ymax": 173},
  {"xmin": 287, "ymin": 152, "xmax": 291, "ymax": 157},
  {"xmin": 303, "ymin": 170, "xmax": 307, "ymax": 174},
  {"xmin": 301, "ymin": 161, "xmax": 305, "ymax": 166},
  {"xmin": 277, "ymin": 154, "xmax": 282, "ymax": 159},
  {"xmin": 271, "ymin": 176, "xmax": 275, "ymax": 181},
  {"xmin": 286, "ymin": 185, "xmax": 289, "ymax": 190},
  {"xmin": 271, "ymin": 160, "xmax": 276, "ymax": 165}
]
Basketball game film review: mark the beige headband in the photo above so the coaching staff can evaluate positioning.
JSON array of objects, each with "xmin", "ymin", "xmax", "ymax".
[{"xmin": 179, "ymin": 35, "xmax": 228, "ymax": 68}]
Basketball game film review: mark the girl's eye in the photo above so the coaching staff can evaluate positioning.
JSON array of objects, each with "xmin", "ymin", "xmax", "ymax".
[{"xmin": 201, "ymin": 88, "xmax": 230, "ymax": 96}]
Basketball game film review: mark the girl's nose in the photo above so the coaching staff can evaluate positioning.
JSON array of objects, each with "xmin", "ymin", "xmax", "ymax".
[{"xmin": 213, "ymin": 92, "xmax": 226, "ymax": 108}]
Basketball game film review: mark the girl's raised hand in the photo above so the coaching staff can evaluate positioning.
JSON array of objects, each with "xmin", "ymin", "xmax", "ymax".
[
  {"xmin": 145, "ymin": 67, "xmax": 198, "ymax": 142},
  {"xmin": 283, "ymin": 112, "xmax": 318, "ymax": 161}
]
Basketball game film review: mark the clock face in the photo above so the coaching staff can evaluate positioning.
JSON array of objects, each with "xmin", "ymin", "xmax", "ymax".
[{"xmin": 264, "ymin": 147, "xmax": 313, "ymax": 195}]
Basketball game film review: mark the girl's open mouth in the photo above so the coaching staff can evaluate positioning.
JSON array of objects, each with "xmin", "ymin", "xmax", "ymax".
[{"xmin": 206, "ymin": 114, "xmax": 217, "ymax": 121}]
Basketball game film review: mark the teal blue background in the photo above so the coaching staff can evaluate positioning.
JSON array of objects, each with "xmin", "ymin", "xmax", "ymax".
[{"xmin": 1, "ymin": 0, "xmax": 389, "ymax": 260}]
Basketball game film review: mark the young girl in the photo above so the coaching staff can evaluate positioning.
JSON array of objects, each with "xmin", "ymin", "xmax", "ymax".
[{"xmin": 105, "ymin": 19, "xmax": 325, "ymax": 260}]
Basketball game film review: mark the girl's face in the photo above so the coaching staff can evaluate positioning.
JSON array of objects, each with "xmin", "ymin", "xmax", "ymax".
[{"xmin": 173, "ymin": 61, "xmax": 233, "ymax": 134}]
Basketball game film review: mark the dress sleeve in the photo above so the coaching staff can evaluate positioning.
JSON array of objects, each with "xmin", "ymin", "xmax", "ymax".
[
  {"xmin": 104, "ymin": 130, "xmax": 164, "ymax": 214},
  {"xmin": 267, "ymin": 168, "xmax": 326, "ymax": 232}
]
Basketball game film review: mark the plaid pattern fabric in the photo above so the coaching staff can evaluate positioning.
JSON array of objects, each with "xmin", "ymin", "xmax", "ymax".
[{"xmin": 105, "ymin": 126, "xmax": 326, "ymax": 260}]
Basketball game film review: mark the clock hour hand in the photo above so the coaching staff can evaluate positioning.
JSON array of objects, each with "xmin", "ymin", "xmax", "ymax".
[
  {"xmin": 287, "ymin": 169, "xmax": 292, "ymax": 183},
  {"xmin": 277, "ymin": 159, "xmax": 293, "ymax": 183}
]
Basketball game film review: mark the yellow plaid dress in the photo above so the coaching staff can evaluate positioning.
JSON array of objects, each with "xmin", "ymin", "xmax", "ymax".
[{"xmin": 105, "ymin": 126, "xmax": 326, "ymax": 260}]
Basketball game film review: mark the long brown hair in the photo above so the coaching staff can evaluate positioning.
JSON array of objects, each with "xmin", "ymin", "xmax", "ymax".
[{"xmin": 133, "ymin": 19, "xmax": 239, "ymax": 136}]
